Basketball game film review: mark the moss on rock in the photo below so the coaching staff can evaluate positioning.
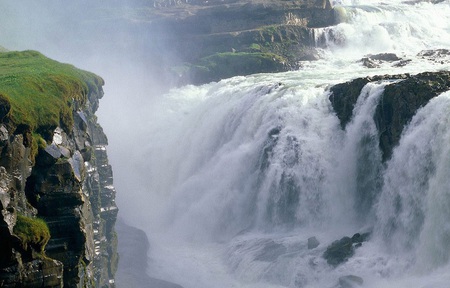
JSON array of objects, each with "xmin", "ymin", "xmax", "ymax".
[
  {"xmin": 187, "ymin": 52, "xmax": 287, "ymax": 84},
  {"xmin": 13, "ymin": 214, "xmax": 50, "ymax": 253}
]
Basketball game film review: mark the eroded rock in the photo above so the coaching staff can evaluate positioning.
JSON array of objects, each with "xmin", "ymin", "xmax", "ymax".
[{"xmin": 0, "ymin": 57, "xmax": 118, "ymax": 287}]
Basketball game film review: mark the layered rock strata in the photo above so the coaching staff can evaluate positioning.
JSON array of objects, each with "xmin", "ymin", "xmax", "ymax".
[
  {"xmin": 140, "ymin": 0, "xmax": 340, "ymax": 84},
  {"xmin": 0, "ymin": 51, "xmax": 118, "ymax": 287}
]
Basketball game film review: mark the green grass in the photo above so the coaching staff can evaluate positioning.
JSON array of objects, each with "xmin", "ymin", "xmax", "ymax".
[
  {"xmin": 189, "ymin": 52, "xmax": 287, "ymax": 83},
  {"xmin": 0, "ymin": 50, "xmax": 103, "ymax": 137},
  {"xmin": 14, "ymin": 214, "xmax": 51, "ymax": 253}
]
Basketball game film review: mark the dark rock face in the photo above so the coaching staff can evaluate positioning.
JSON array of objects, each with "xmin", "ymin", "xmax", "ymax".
[
  {"xmin": 323, "ymin": 236, "xmax": 353, "ymax": 266},
  {"xmin": 323, "ymin": 233, "xmax": 369, "ymax": 266},
  {"xmin": 329, "ymin": 71, "xmax": 450, "ymax": 161},
  {"xmin": 0, "ymin": 77, "xmax": 118, "ymax": 287}
]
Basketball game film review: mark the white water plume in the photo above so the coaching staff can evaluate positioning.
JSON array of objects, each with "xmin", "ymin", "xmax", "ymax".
[
  {"xmin": 376, "ymin": 91, "xmax": 450, "ymax": 270},
  {"xmin": 316, "ymin": 0, "xmax": 450, "ymax": 62},
  {"xmin": 143, "ymin": 0, "xmax": 450, "ymax": 285}
]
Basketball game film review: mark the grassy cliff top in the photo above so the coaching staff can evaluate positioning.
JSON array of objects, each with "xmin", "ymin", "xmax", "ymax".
[{"xmin": 0, "ymin": 50, "xmax": 104, "ymax": 138}]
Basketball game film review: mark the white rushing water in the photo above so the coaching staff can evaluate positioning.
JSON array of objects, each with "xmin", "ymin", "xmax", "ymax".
[{"xmin": 136, "ymin": 0, "xmax": 450, "ymax": 287}]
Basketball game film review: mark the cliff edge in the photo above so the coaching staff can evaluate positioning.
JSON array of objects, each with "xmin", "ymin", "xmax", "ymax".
[
  {"xmin": 79, "ymin": 0, "xmax": 340, "ymax": 86},
  {"xmin": 149, "ymin": 0, "xmax": 340, "ymax": 84},
  {"xmin": 0, "ymin": 50, "xmax": 118, "ymax": 287}
]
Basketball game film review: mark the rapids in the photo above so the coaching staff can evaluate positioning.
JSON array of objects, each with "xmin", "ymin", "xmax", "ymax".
[{"xmin": 136, "ymin": 0, "xmax": 450, "ymax": 287}]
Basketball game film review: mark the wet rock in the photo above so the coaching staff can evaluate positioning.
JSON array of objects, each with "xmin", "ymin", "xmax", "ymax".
[
  {"xmin": 368, "ymin": 53, "xmax": 401, "ymax": 61},
  {"xmin": 393, "ymin": 59, "xmax": 412, "ymax": 67},
  {"xmin": 330, "ymin": 71, "xmax": 450, "ymax": 161},
  {"xmin": 351, "ymin": 232, "xmax": 370, "ymax": 244},
  {"xmin": 323, "ymin": 232, "xmax": 370, "ymax": 266},
  {"xmin": 361, "ymin": 57, "xmax": 380, "ymax": 68},
  {"xmin": 307, "ymin": 236, "xmax": 320, "ymax": 249},
  {"xmin": 338, "ymin": 275, "xmax": 364, "ymax": 287},
  {"xmin": 323, "ymin": 236, "xmax": 354, "ymax": 266},
  {"xmin": 417, "ymin": 49, "xmax": 450, "ymax": 64},
  {"xmin": 360, "ymin": 53, "xmax": 401, "ymax": 68}
]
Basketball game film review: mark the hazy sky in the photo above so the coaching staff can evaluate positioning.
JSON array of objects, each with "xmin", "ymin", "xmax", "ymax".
[{"xmin": 0, "ymin": 0, "xmax": 168, "ymax": 226}]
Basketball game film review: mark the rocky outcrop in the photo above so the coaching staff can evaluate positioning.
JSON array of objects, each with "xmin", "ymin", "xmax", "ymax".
[
  {"xmin": 329, "ymin": 70, "xmax": 450, "ymax": 161},
  {"xmin": 17, "ymin": 0, "xmax": 341, "ymax": 87},
  {"xmin": 141, "ymin": 0, "xmax": 341, "ymax": 84},
  {"xmin": 0, "ymin": 51, "xmax": 117, "ymax": 287}
]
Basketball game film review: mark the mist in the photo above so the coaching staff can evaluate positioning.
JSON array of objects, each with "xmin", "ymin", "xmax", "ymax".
[
  {"xmin": 3, "ymin": 0, "xmax": 450, "ymax": 287},
  {"xmin": 0, "ymin": 0, "xmax": 174, "ymax": 229}
]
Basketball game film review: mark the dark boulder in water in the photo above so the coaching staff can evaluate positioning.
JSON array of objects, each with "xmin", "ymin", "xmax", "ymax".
[
  {"xmin": 338, "ymin": 275, "xmax": 364, "ymax": 287},
  {"xmin": 323, "ymin": 232, "xmax": 370, "ymax": 266},
  {"xmin": 307, "ymin": 236, "xmax": 320, "ymax": 249},
  {"xmin": 360, "ymin": 53, "xmax": 402, "ymax": 68},
  {"xmin": 323, "ymin": 236, "xmax": 354, "ymax": 266}
]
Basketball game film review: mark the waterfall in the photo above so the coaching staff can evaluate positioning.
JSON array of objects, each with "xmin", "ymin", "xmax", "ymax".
[
  {"xmin": 376, "ymin": 91, "xmax": 450, "ymax": 269},
  {"xmin": 137, "ymin": 0, "xmax": 450, "ymax": 287}
]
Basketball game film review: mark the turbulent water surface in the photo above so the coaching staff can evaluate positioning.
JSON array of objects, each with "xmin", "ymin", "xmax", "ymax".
[{"xmin": 139, "ymin": 0, "xmax": 450, "ymax": 287}]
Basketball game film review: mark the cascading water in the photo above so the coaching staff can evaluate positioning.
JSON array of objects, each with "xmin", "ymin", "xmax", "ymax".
[{"xmin": 135, "ymin": 0, "xmax": 450, "ymax": 287}]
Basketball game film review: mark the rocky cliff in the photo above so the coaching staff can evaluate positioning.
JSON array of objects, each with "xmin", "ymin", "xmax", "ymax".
[
  {"xmin": 148, "ymin": 0, "xmax": 340, "ymax": 84},
  {"xmin": 329, "ymin": 69, "xmax": 450, "ymax": 161},
  {"xmin": 0, "ymin": 50, "xmax": 118, "ymax": 287},
  {"xmin": 76, "ymin": 0, "xmax": 340, "ymax": 86}
]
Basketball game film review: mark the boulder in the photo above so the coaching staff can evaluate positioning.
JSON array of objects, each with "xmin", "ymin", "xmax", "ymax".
[
  {"xmin": 323, "ymin": 232, "xmax": 370, "ymax": 266},
  {"xmin": 323, "ymin": 237, "xmax": 354, "ymax": 266},
  {"xmin": 338, "ymin": 275, "xmax": 364, "ymax": 288},
  {"xmin": 308, "ymin": 236, "xmax": 320, "ymax": 249},
  {"xmin": 360, "ymin": 53, "xmax": 401, "ymax": 68}
]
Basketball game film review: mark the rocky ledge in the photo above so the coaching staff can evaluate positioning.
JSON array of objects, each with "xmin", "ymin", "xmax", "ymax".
[
  {"xmin": 329, "ymin": 70, "xmax": 450, "ymax": 161},
  {"xmin": 103, "ymin": 0, "xmax": 341, "ymax": 85},
  {"xmin": 153, "ymin": 0, "xmax": 340, "ymax": 84},
  {"xmin": 0, "ymin": 50, "xmax": 118, "ymax": 287}
]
